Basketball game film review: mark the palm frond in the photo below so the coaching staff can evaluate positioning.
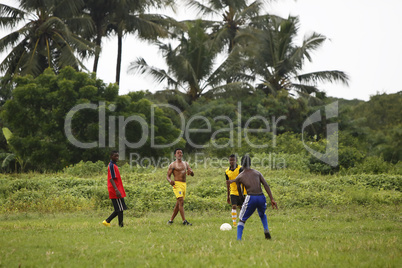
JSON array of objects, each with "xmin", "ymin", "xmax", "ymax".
[
  {"xmin": 204, "ymin": 82, "xmax": 256, "ymax": 101},
  {"xmin": 65, "ymin": 15, "xmax": 95, "ymax": 38},
  {"xmin": 0, "ymin": 41, "xmax": 27, "ymax": 75},
  {"xmin": 235, "ymin": 1, "xmax": 262, "ymax": 22},
  {"xmin": 301, "ymin": 32, "xmax": 326, "ymax": 62},
  {"xmin": 185, "ymin": 0, "xmax": 219, "ymax": 17},
  {"xmin": 0, "ymin": 3, "xmax": 26, "ymax": 28},
  {"xmin": 40, "ymin": 16, "xmax": 73, "ymax": 38},
  {"xmin": 68, "ymin": 30, "xmax": 95, "ymax": 49},
  {"xmin": 209, "ymin": 46, "xmax": 254, "ymax": 86},
  {"xmin": 54, "ymin": 0, "xmax": 85, "ymax": 17},
  {"xmin": 128, "ymin": 57, "xmax": 178, "ymax": 87},
  {"xmin": 0, "ymin": 31, "xmax": 23, "ymax": 53},
  {"xmin": 291, "ymin": 83, "xmax": 320, "ymax": 94},
  {"xmin": 22, "ymin": 46, "xmax": 44, "ymax": 76},
  {"xmin": 296, "ymin": 71, "xmax": 350, "ymax": 86},
  {"xmin": 57, "ymin": 42, "xmax": 82, "ymax": 70},
  {"xmin": 123, "ymin": 13, "xmax": 169, "ymax": 39}
]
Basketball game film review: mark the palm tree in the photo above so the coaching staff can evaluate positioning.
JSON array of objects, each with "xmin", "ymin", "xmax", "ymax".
[
  {"xmin": 108, "ymin": 0, "xmax": 176, "ymax": 85},
  {"xmin": 249, "ymin": 15, "xmax": 349, "ymax": 97},
  {"xmin": 81, "ymin": 0, "xmax": 115, "ymax": 73},
  {"xmin": 128, "ymin": 20, "xmax": 249, "ymax": 102},
  {"xmin": 0, "ymin": 0, "xmax": 94, "ymax": 81},
  {"xmin": 186, "ymin": 0, "xmax": 266, "ymax": 54},
  {"xmin": 185, "ymin": 0, "xmax": 270, "ymax": 87}
]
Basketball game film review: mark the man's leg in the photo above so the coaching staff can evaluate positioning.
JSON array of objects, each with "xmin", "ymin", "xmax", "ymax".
[
  {"xmin": 257, "ymin": 206, "xmax": 269, "ymax": 231},
  {"xmin": 237, "ymin": 220, "xmax": 245, "ymax": 240},
  {"xmin": 177, "ymin": 197, "xmax": 185, "ymax": 221},
  {"xmin": 257, "ymin": 199, "xmax": 270, "ymax": 239},
  {"xmin": 170, "ymin": 199, "xmax": 180, "ymax": 221},
  {"xmin": 231, "ymin": 204, "xmax": 237, "ymax": 227},
  {"xmin": 118, "ymin": 211, "xmax": 124, "ymax": 227},
  {"xmin": 237, "ymin": 195, "xmax": 255, "ymax": 240},
  {"xmin": 106, "ymin": 211, "xmax": 118, "ymax": 222}
]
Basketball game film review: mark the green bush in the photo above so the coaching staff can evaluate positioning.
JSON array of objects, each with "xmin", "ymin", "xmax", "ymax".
[
  {"xmin": 63, "ymin": 161, "xmax": 106, "ymax": 177},
  {"xmin": 344, "ymin": 156, "xmax": 400, "ymax": 175},
  {"xmin": 253, "ymin": 152, "xmax": 309, "ymax": 171},
  {"xmin": 273, "ymin": 132, "xmax": 306, "ymax": 154},
  {"xmin": 350, "ymin": 174, "xmax": 401, "ymax": 191},
  {"xmin": 308, "ymin": 140, "xmax": 365, "ymax": 174},
  {"xmin": 119, "ymin": 163, "xmax": 158, "ymax": 175}
]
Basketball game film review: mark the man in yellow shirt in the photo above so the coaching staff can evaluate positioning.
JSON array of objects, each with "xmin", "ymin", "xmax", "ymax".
[{"xmin": 225, "ymin": 154, "xmax": 246, "ymax": 227}]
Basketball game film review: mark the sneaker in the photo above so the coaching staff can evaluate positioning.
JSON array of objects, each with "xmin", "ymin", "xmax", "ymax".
[
  {"xmin": 233, "ymin": 222, "xmax": 237, "ymax": 227},
  {"xmin": 182, "ymin": 220, "xmax": 192, "ymax": 226},
  {"xmin": 264, "ymin": 231, "xmax": 271, "ymax": 239},
  {"xmin": 167, "ymin": 220, "xmax": 173, "ymax": 225},
  {"xmin": 102, "ymin": 220, "xmax": 111, "ymax": 227}
]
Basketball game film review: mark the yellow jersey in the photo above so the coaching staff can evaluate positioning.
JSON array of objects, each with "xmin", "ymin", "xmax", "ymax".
[{"xmin": 225, "ymin": 165, "xmax": 247, "ymax": 196}]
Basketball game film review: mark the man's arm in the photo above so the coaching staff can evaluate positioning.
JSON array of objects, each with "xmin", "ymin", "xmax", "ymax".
[
  {"xmin": 260, "ymin": 174, "xmax": 278, "ymax": 209},
  {"xmin": 109, "ymin": 163, "xmax": 121, "ymax": 198},
  {"xmin": 166, "ymin": 164, "xmax": 175, "ymax": 186},
  {"xmin": 186, "ymin": 162, "xmax": 194, "ymax": 176},
  {"xmin": 226, "ymin": 178, "xmax": 235, "ymax": 185},
  {"xmin": 109, "ymin": 178, "xmax": 121, "ymax": 198},
  {"xmin": 225, "ymin": 173, "xmax": 230, "ymax": 204},
  {"xmin": 238, "ymin": 167, "xmax": 245, "ymax": 195},
  {"xmin": 236, "ymin": 181, "xmax": 244, "ymax": 203}
]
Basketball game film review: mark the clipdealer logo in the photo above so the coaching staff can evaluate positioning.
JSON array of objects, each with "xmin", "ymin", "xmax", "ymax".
[
  {"xmin": 64, "ymin": 102, "xmax": 285, "ymax": 160},
  {"xmin": 64, "ymin": 101, "xmax": 339, "ymax": 167}
]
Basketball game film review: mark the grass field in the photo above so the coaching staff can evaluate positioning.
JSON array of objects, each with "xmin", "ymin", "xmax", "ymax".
[{"xmin": 0, "ymin": 205, "xmax": 400, "ymax": 267}]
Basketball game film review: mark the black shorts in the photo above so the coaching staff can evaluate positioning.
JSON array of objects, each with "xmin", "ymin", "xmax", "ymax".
[
  {"xmin": 111, "ymin": 198, "xmax": 127, "ymax": 212},
  {"xmin": 230, "ymin": 195, "xmax": 243, "ymax": 206}
]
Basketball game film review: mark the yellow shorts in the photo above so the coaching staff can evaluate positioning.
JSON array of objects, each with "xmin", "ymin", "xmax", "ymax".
[{"xmin": 172, "ymin": 181, "xmax": 186, "ymax": 200}]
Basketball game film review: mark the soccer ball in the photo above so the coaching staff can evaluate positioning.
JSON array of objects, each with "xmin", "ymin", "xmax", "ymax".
[{"xmin": 220, "ymin": 223, "xmax": 232, "ymax": 231}]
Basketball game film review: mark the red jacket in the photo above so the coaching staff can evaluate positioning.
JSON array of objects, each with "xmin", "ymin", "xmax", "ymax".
[{"xmin": 107, "ymin": 161, "xmax": 126, "ymax": 199}]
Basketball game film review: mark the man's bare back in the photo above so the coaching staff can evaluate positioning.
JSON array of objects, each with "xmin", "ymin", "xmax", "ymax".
[
  {"xmin": 228, "ymin": 164, "xmax": 277, "ymax": 210},
  {"xmin": 235, "ymin": 169, "xmax": 267, "ymax": 195}
]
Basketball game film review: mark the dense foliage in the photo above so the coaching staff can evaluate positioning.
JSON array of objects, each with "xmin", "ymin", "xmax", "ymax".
[{"xmin": 0, "ymin": 67, "xmax": 183, "ymax": 171}]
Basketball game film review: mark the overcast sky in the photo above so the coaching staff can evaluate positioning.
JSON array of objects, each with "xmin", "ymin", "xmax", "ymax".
[{"xmin": 2, "ymin": 0, "xmax": 402, "ymax": 101}]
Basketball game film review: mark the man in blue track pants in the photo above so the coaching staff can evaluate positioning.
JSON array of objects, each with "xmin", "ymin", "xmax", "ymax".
[{"xmin": 227, "ymin": 155, "xmax": 278, "ymax": 240}]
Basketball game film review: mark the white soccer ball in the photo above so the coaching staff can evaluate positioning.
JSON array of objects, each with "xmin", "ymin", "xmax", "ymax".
[{"xmin": 220, "ymin": 223, "xmax": 232, "ymax": 231}]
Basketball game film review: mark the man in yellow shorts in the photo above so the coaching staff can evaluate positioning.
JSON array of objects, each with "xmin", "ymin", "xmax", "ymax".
[
  {"xmin": 226, "ymin": 154, "xmax": 246, "ymax": 227},
  {"xmin": 166, "ymin": 148, "xmax": 194, "ymax": 225}
]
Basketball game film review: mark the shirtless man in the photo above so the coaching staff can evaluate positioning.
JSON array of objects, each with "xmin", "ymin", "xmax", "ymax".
[
  {"xmin": 166, "ymin": 148, "xmax": 194, "ymax": 225},
  {"xmin": 227, "ymin": 155, "xmax": 278, "ymax": 240}
]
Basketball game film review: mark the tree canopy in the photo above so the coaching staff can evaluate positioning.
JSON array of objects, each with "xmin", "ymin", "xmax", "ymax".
[
  {"xmin": 0, "ymin": 67, "xmax": 183, "ymax": 171},
  {"xmin": 0, "ymin": 0, "xmax": 94, "ymax": 81}
]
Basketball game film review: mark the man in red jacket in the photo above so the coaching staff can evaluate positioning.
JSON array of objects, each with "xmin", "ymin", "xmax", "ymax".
[{"xmin": 102, "ymin": 150, "xmax": 127, "ymax": 227}]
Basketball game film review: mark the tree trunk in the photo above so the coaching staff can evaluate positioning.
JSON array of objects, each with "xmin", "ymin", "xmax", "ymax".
[
  {"xmin": 92, "ymin": 32, "xmax": 102, "ymax": 73},
  {"xmin": 115, "ymin": 30, "xmax": 123, "ymax": 85}
]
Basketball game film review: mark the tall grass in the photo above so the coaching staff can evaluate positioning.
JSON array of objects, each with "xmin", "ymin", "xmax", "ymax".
[{"xmin": 0, "ymin": 168, "xmax": 400, "ymax": 213}]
